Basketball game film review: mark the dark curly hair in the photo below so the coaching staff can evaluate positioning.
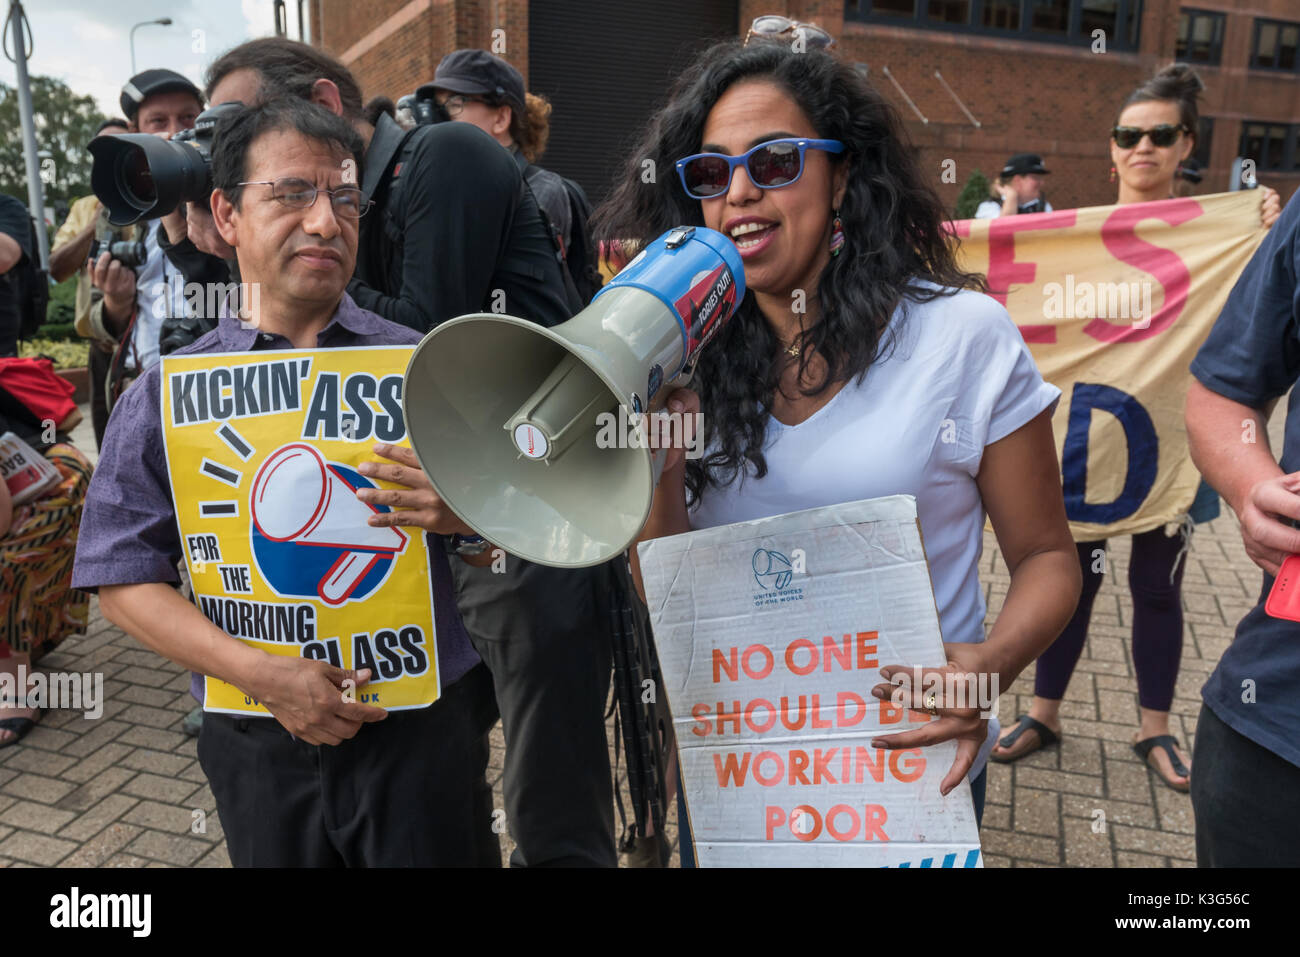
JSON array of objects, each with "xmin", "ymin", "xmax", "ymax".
[{"xmin": 593, "ymin": 39, "xmax": 984, "ymax": 505}]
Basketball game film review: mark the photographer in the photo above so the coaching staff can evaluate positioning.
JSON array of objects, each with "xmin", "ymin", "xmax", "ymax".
[
  {"xmin": 423, "ymin": 49, "xmax": 601, "ymax": 303},
  {"xmin": 50, "ymin": 118, "xmax": 129, "ymax": 447},
  {"xmin": 199, "ymin": 38, "xmax": 619, "ymax": 868},
  {"xmin": 88, "ymin": 70, "xmax": 228, "ymax": 409}
]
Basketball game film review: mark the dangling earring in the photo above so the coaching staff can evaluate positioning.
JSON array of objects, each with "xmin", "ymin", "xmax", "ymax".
[
  {"xmin": 1109, "ymin": 165, "xmax": 1117, "ymax": 183},
  {"xmin": 829, "ymin": 209, "xmax": 845, "ymax": 256}
]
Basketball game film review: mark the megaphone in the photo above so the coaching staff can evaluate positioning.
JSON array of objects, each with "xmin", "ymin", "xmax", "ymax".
[
  {"xmin": 404, "ymin": 226, "xmax": 745, "ymax": 568},
  {"xmin": 250, "ymin": 443, "xmax": 408, "ymax": 605}
]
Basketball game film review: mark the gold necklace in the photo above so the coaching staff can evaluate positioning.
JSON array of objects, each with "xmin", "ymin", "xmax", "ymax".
[{"xmin": 785, "ymin": 343, "xmax": 800, "ymax": 357}]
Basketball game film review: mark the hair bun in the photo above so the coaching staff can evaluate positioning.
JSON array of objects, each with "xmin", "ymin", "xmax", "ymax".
[{"xmin": 1154, "ymin": 62, "xmax": 1204, "ymax": 100}]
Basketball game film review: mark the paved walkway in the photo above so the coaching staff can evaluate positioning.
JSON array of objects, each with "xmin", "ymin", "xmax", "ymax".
[{"xmin": 0, "ymin": 408, "xmax": 1278, "ymax": 867}]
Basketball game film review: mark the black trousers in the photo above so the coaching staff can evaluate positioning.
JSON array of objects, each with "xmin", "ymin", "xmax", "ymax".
[
  {"xmin": 88, "ymin": 341, "xmax": 112, "ymax": 449},
  {"xmin": 1191, "ymin": 703, "xmax": 1300, "ymax": 867},
  {"xmin": 198, "ymin": 663, "xmax": 499, "ymax": 867},
  {"xmin": 451, "ymin": 557, "xmax": 616, "ymax": 867}
]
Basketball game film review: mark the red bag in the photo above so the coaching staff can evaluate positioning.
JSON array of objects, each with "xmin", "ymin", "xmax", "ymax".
[{"xmin": 0, "ymin": 356, "xmax": 78, "ymax": 428}]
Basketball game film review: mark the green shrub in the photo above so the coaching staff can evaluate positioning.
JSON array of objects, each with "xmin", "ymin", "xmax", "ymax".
[
  {"xmin": 955, "ymin": 169, "xmax": 991, "ymax": 220},
  {"xmin": 43, "ymin": 276, "xmax": 78, "ymax": 336},
  {"xmin": 19, "ymin": 338, "xmax": 90, "ymax": 369}
]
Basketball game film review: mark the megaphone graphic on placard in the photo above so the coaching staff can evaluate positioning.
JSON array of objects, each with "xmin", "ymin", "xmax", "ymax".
[
  {"xmin": 250, "ymin": 443, "xmax": 407, "ymax": 605},
  {"xmin": 404, "ymin": 226, "xmax": 745, "ymax": 568}
]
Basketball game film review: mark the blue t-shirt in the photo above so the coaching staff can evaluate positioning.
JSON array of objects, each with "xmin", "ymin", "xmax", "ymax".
[{"xmin": 1189, "ymin": 188, "xmax": 1300, "ymax": 769}]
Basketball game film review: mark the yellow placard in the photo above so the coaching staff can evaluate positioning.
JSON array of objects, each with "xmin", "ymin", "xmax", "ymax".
[
  {"xmin": 953, "ymin": 191, "xmax": 1267, "ymax": 540},
  {"xmin": 159, "ymin": 346, "xmax": 440, "ymax": 715}
]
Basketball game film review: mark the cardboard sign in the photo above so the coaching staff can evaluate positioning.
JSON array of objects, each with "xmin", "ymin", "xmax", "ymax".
[
  {"xmin": 0, "ymin": 431, "xmax": 61, "ymax": 505},
  {"xmin": 952, "ymin": 190, "xmax": 1266, "ymax": 539},
  {"xmin": 159, "ymin": 347, "xmax": 441, "ymax": 716},
  {"xmin": 638, "ymin": 495, "xmax": 982, "ymax": 867}
]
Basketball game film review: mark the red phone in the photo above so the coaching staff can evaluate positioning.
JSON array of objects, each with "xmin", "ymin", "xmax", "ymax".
[{"xmin": 1265, "ymin": 554, "xmax": 1300, "ymax": 621}]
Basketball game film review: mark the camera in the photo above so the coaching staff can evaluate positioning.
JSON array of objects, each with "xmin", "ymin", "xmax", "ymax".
[
  {"xmin": 396, "ymin": 92, "xmax": 449, "ymax": 127},
  {"xmin": 87, "ymin": 238, "xmax": 147, "ymax": 268},
  {"xmin": 88, "ymin": 101, "xmax": 245, "ymax": 227}
]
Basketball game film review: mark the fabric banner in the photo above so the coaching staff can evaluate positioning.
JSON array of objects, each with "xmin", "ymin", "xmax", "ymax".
[
  {"xmin": 638, "ymin": 495, "xmax": 981, "ymax": 867},
  {"xmin": 952, "ymin": 190, "xmax": 1266, "ymax": 539},
  {"xmin": 159, "ymin": 346, "xmax": 441, "ymax": 716}
]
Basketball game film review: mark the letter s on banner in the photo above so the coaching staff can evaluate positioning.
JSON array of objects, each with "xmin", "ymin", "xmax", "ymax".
[{"xmin": 1088, "ymin": 199, "xmax": 1202, "ymax": 343}]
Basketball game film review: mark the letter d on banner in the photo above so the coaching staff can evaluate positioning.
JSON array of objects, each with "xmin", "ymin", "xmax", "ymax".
[{"xmin": 1061, "ymin": 382, "xmax": 1157, "ymax": 524}]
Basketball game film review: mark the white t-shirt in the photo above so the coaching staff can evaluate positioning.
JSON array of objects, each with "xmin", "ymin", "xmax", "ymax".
[
  {"xmin": 688, "ymin": 286, "xmax": 1061, "ymax": 778},
  {"xmin": 128, "ymin": 224, "xmax": 186, "ymax": 371},
  {"xmin": 975, "ymin": 198, "xmax": 1054, "ymax": 219}
]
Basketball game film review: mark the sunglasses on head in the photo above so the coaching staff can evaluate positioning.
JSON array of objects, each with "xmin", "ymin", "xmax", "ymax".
[
  {"xmin": 675, "ymin": 137, "xmax": 846, "ymax": 200},
  {"xmin": 1111, "ymin": 124, "xmax": 1188, "ymax": 149},
  {"xmin": 744, "ymin": 15, "xmax": 835, "ymax": 49}
]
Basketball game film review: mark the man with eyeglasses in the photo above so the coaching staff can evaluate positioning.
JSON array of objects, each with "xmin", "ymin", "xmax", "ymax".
[
  {"xmin": 196, "ymin": 38, "xmax": 622, "ymax": 869},
  {"xmin": 975, "ymin": 153, "xmax": 1055, "ymax": 219},
  {"xmin": 72, "ymin": 98, "xmax": 496, "ymax": 866}
]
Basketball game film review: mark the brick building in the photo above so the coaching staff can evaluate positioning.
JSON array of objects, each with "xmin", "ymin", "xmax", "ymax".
[{"xmin": 306, "ymin": 0, "xmax": 1300, "ymax": 210}]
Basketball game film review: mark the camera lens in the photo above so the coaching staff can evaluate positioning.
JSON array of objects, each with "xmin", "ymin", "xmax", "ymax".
[{"xmin": 119, "ymin": 146, "xmax": 157, "ymax": 206}]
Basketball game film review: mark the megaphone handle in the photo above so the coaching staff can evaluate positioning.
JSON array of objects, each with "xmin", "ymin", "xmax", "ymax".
[{"xmin": 320, "ymin": 550, "xmax": 380, "ymax": 605}]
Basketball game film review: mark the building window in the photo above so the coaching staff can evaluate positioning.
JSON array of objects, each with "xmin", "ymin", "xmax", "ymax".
[
  {"xmin": 929, "ymin": 0, "xmax": 971, "ymax": 24},
  {"xmin": 1239, "ymin": 122, "xmax": 1291, "ymax": 171},
  {"xmin": 1253, "ymin": 19, "xmax": 1300, "ymax": 71},
  {"xmin": 1031, "ymin": 0, "xmax": 1069, "ymax": 35},
  {"xmin": 1176, "ymin": 9, "xmax": 1225, "ymax": 65},
  {"xmin": 982, "ymin": 0, "xmax": 1020, "ymax": 29},
  {"xmin": 1193, "ymin": 116, "xmax": 1214, "ymax": 168},
  {"xmin": 869, "ymin": 0, "xmax": 917, "ymax": 16},
  {"xmin": 1081, "ymin": 0, "xmax": 1119, "ymax": 39},
  {"xmin": 845, "ymin": 0, "xmax": 1143, "ymax": 50}
]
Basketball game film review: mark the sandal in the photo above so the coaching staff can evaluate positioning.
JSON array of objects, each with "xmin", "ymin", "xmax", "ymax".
[
  {"xmin": 990, "ymin": 714, "xmax": 1059, "ymax": 763},
  {"xmin": 0, "ymin": 708, "xmax": 43, "ymax": 749},
  {"xmin": 1134, "ymin": 735, "xmax": 1190, "ymax": 793}
]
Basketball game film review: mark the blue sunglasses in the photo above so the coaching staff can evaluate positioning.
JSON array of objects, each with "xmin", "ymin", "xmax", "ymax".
[{"xmin": 675, "ymin": 137, "xmax": 846, "ymax": 199}]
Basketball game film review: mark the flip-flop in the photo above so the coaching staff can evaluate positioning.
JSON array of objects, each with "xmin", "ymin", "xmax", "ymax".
[
  {"xmin": 1134, "ymin": 735, "xmax": 1190, "ymax": 793},
  {"xmin": 0, "ymin": 709, "xmax": 43, "ymax": 749},
  {"xmin": 990, "ymin": 714, "xmax": 1059, "ymax": 763}
]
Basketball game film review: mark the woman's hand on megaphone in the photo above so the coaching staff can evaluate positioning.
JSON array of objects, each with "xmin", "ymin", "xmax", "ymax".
[
  {"xmin": 660, "ymin": 388, "xmax": 702, "ymax": 476},
  {"xmin": 356, "ymin": 443, "xmax": 479, "ymax": 536}
]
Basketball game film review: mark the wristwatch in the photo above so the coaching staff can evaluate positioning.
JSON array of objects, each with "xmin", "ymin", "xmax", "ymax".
[{"xmin": 447, "ymin": 533, "xmax": 491, "ymax": 556}]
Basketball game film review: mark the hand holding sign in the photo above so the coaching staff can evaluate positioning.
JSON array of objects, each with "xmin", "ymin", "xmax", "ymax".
[
  {"xmin": 247, "ymin": 660, "xmax": 386, "ymax": 746},
  {"xmin": 1260, "ymin": 186, "xmax": 1281, "ymax": 230},
  {"xmin": 870, "ymin": 642, "xmax": 998, "ymax": 797}
]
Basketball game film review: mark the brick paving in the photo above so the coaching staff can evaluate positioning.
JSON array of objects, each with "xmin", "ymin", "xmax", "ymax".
[{"xmin": 0, "ymin": 408, "xmax": 1280, "ymax": 867}]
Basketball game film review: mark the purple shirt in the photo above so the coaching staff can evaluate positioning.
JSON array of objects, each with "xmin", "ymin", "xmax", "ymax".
[{"xmin": 72, "ymin": 293, "xmax": 481, "ymax": 696}]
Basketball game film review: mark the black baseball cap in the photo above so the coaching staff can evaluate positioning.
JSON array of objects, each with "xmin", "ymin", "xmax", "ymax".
[
  {"xmin": 119, "ymin": 69, "xmax": 203, "ymax": 120},
  {"xmin": 1001, "ymin": 153, "xmax": 1050, "ymax": 177},
  {"xmin": 95, "ymin": 117, "xmax": 129, "ymax": 135},
  {"xmin": 420, "ymin": 49, "xmax": 525, "ymax": 112}
]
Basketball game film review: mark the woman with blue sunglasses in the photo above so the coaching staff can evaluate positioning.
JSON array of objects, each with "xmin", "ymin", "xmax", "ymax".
[{"xmin": 596, "ymin": 39, "xmax": 1082, "ymax": 861}]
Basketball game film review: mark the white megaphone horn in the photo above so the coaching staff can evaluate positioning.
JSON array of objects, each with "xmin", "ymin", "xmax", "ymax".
[
  {"xmin": 250, "ymin": 443, "xmax": 407, "ymax": 605},
  {"xmin": 403, "ymin": 226, "xmax": 746, "ymax": 568}
]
